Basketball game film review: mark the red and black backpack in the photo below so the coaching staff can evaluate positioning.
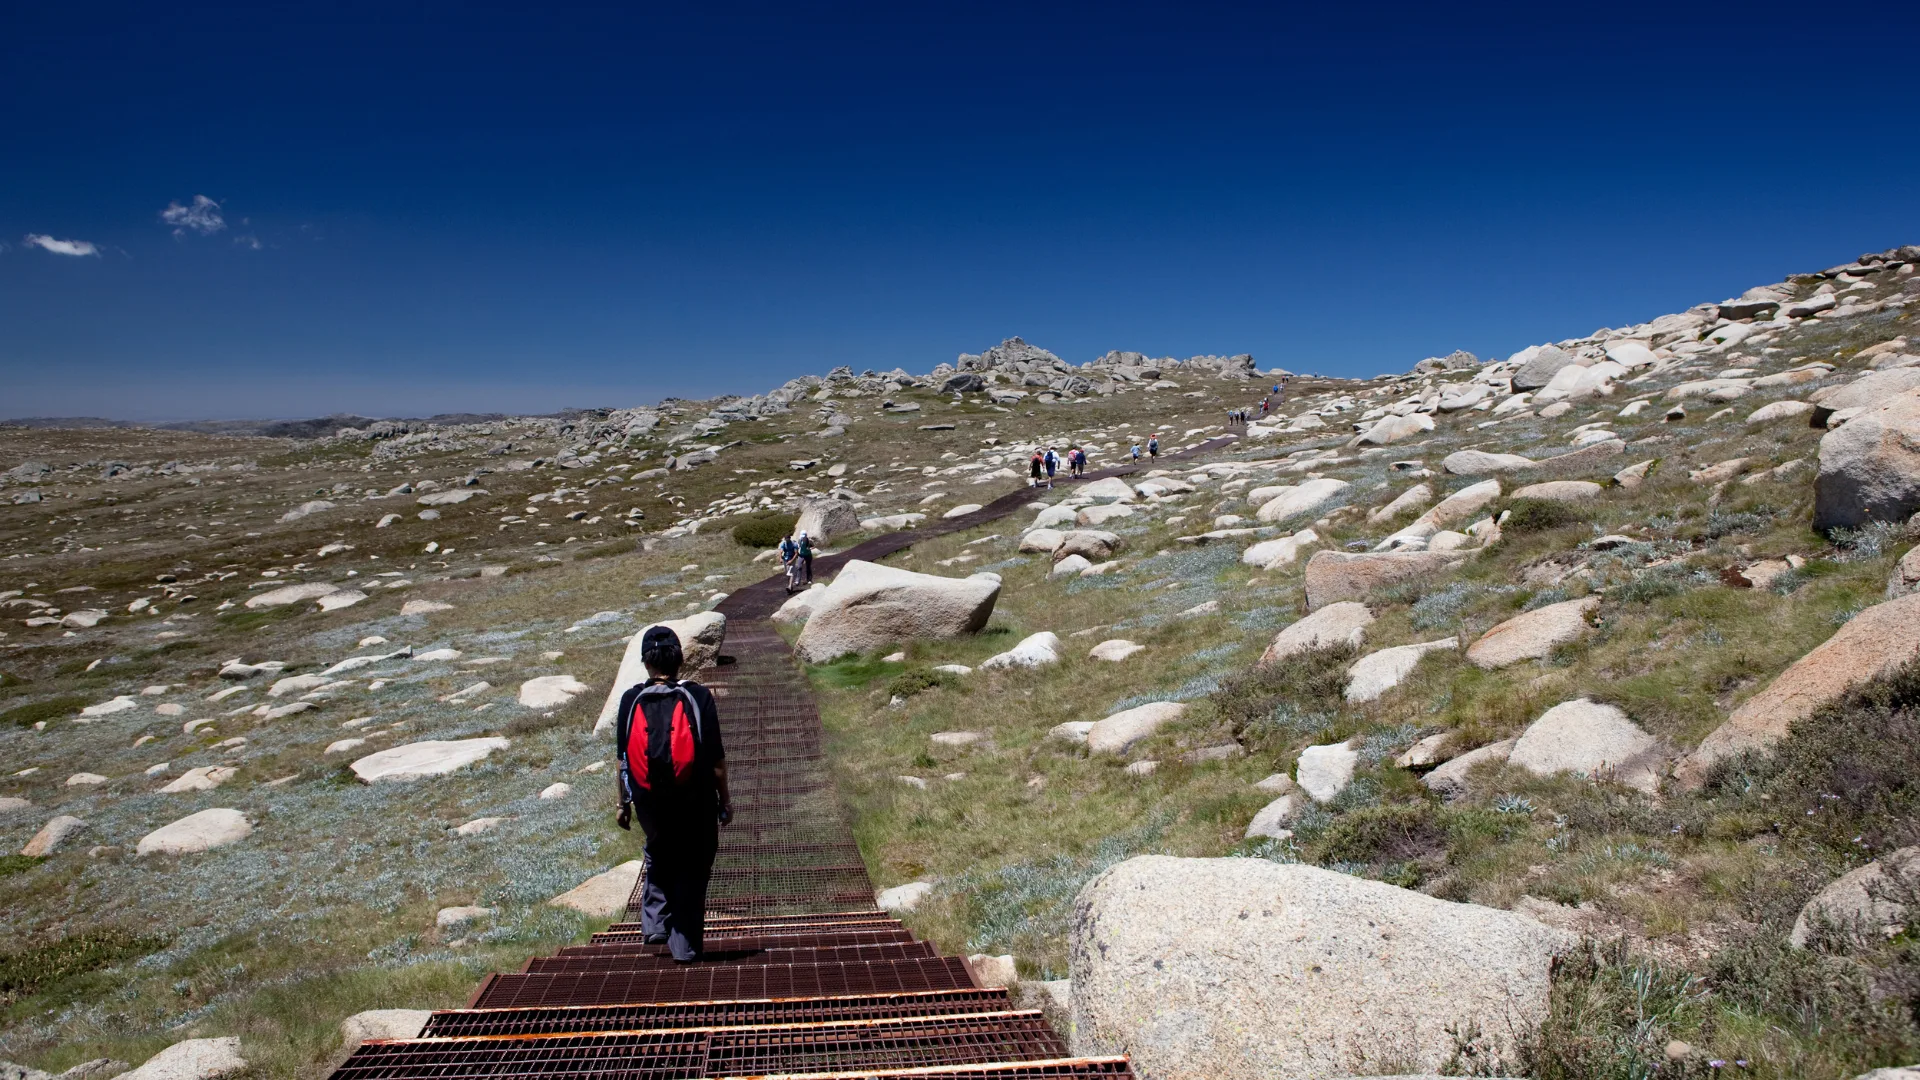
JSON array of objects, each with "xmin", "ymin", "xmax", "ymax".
[{"xmin": 617, "ymin": 681, "xmax": 705, "ymax": 797}]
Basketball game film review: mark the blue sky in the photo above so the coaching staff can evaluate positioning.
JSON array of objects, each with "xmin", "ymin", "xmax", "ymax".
[{"xmin": 3, "ymin": 1, "xmax": 1916, "ymax": 421}]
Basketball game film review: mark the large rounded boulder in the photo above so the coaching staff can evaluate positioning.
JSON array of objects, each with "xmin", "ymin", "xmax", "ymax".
[
  {"xmin": 793, "ymin": 561, "xmax": 1000, "ymax": 663},
  {"xmin": 1070, "ymin": 856, "xmax": 1572, "ymax": 1080}
]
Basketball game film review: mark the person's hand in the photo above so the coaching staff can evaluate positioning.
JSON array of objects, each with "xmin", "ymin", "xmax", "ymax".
[
  {"xmin": 717, "ymin": 801, "xmax": 733, "ymax": 826},
  {"xmin": 616, "ymin": 802, "xmax": 632, "ymax": 831}
]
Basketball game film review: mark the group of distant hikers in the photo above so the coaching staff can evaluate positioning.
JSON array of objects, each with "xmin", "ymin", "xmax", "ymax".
[{"xmin": 1226, "ymin": 376, "xmax": 1293, "ymax": 427}]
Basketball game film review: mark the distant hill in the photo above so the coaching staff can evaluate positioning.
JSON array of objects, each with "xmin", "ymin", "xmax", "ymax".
[{"xmin": 0, "ymin": 409, "xmax": 615, "ymax": 440}]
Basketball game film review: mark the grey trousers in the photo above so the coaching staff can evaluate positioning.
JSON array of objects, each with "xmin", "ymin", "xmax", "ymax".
[{"xmin": 632, "ymin": 798, "xmax": 719, "ymax": 961}]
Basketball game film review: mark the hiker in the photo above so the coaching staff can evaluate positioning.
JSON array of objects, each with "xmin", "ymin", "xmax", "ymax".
[
  {"xmin": 796, "ymin": 530, "xmax": 815, "ymax": 585},
  {"xmin": 778, "ymin": 533, "xmax": 801, "ymax": 594},
  {"xmin": 1069, "ymin": 446, "xmax": 1085, "ymax": 478},
  {"xmin": 1130, "ymin": 442, "xmax": 1141, "ymax": 463},
  {"xmin": 614, "ymin": 625, "xmax": 732, "ymax": 963},
  {"xmin": 1147, "ymin": 434, "xmax": 1159, "ymax": 460},
  {"xmin": 1029, "ymin": 449, "xmax": 1044, "ymax": 487},
  {"xmin": 1043, "ymin": 447, "xmax": 1058, "ymax": 489}
]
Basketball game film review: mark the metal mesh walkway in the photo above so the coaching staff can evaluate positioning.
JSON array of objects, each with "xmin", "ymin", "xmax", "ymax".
[{"xmin": 318, "ymin": 440, "xmax": 1259, "ymax": 1080}]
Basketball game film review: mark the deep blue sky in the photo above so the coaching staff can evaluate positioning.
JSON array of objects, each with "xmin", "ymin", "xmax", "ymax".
[{"xmin": 3, "ymin": 2, "xmax": 1916, "ymax": 421}]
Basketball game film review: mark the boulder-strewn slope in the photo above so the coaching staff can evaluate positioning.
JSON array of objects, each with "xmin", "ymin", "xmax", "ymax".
[{"xmin": 5, "ymin": 244, "xmax": 1920, "ymax": 1079}]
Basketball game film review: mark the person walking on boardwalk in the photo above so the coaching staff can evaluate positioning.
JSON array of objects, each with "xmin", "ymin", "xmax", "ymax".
[
  {"xmin": 796, "ymin": 530, "xmax": 815, "ymax": 585},
  {"xmin": 614, "ymin": 625, "xmax": 732, "ymax": 962},
  {"xmin": 1043, "ymin": 446, "xmax": 1058, "ymax": 489},
  {"xmin": 1029, "ymin": 448, "xmax": 1044, "ymax": 487},
  {"xmin": 778, "ymin": 533, "xmax": 801, "ymax": 594},
  {"xmin": 1147, "ymin": 433, "xmax": 1159, "ymax": 460},
  {"xmin": 1130, "ymin": 442, "xmax": 1141, "ymax": 464}
]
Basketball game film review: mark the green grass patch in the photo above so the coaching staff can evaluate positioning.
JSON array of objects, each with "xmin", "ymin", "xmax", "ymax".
[
  {"xmin": 0, "ymin": 928, "xmax": 167, "ymax": 1008},
  {"xmin": 807, "ymin": 653, "xmax": 904, "ymax": 691},
  {"xmin": 2, "ymin": 694, "xmax": 90, "ymax": 728},
  {"xmin": 0, "ymin": 855, "xmax": 47, "ymax": 878}
]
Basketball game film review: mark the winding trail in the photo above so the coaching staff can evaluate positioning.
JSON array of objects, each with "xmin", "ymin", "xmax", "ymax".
[{"xmin": 328, "ymin": 436, "xmax": 1236, "ymax": 1080}]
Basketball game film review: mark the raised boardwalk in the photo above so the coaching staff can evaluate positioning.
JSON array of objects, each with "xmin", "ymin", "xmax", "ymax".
[{"xmin": 326, "ymin": 440, "xmax": 1234, "ymax": 1080}]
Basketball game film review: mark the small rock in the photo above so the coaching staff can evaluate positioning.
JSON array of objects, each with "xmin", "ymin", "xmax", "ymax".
[
  {"xmin": 21, "ymin": 815, "xmax": 87, "ymax": 857},
  {"xmin": 1252, "ymin": 773, "xmax": 1296, "ymax": 794},
  {"xmin": 436, "ymin": 905, "xmax": 494, "ymax": 929},
  {"xmin": 453, "ymin": 816, "xmax": 507, "ymax": 837},
  {"xmin": 1088, "ymin": 639, "xmax": 1145, "ymax": 662},
  {"xmin": 1087, "ymin": 702, "xmax": 1188, "ymax": 755},
  {"xmin": 1466, "ymin": 597, "xmax": 1598, "ymax": 669},
  {"xmin": 1124, "ymin": 760, "xmax": 1158, "ymax": 776},
  {"xmin": 1244, "ymin": 794, "xmax": 1298, "ymax": 840},
  {"xmin": 538, "ymin": 782, "xmax": 573, "ymax": 800},
  {"xmin": 547, "ymin": 860, "xmax": 645, "ymax": 918},
  {"xmin": 158, "ymin": 766, "xmax": 237, "ymax": 794},
  {"xmin": 1345, "ymin": 638, "xmax": 1456, "ymax": 702},
  {"xmin": 340, "ymin": 1009, "xmax": 433, "ymax": 1048},
  {"xmin": 136, "ymin": 808, "xmax": 252, "ymax": 856},
  {"xmin": 966, "ymin": 953, "xmax": 1018, "ymax": 988},
  {"xmin": 118, "ymin": 1038, "xmax": 247, "ymax": 1080},
  {"xmin": 1422, "ymin": 739, "xmax": 1516, "ymax": 797},
  {"xmin": 876, "ymin": 881, "xmax": 934, "ymax": 912},
  {"xmin": 1296, "ymin": 741, "xmax": 1359, "ymax": 802}
]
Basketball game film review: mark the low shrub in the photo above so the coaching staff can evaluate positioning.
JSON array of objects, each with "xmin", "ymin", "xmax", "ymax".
[
  {"xmin": 1211, "ymin": 643, "xmax": 1354, "ymax": 747},
  {"xmin": 886, "ymin": 668, "xmax": 957, "ymax": 700},
  {"xmin": 1709, "ymin": 657, "xmax": 1920, "ymax": 858},
  {"xmin": 0, "ymin": 927, "xmax": 167, "ymax": 1007},
  {"xmin": 0, "ymin": 855, "xmax": 47, "ymax": 877},
  {"xmin": 2, "ymin": 694, "xmax": 90, "ymax": 728},
  {"xmin": 731, "ymin": 512, "xmax": 798, "ymax": 549},
  {"xmin": 1501, "ymin": 497, "xmax": 1586, "ymax": 535}
]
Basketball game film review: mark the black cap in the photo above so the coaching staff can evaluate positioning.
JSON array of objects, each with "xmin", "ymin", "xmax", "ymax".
[{"xmin": 641, "ymin": 625, "xmax": 684, "ymax": 672}]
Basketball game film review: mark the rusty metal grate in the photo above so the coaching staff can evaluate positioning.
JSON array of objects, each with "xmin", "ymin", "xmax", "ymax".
[
  {"xmin": 420, "ymin": 990, "xmax": 1017, "ymax": 1039},
  {"xmin": 715, "ymin": 1059, "xmax": 1138, "ymax": 1080},
  {"xmin": 469, "ymin": 956, "xmax": 977, "ymax": 1009},
  {"xmin": 703, "ymin": 1013, "xmax": 1067, "ymax": 1075},
  {"xmin": 530, "ymin": 942, "xmax": 937, "ymax": 974},
  {"xmin": 331, "ymin": 1031, "xmax": 708, "ymax": 1080}
]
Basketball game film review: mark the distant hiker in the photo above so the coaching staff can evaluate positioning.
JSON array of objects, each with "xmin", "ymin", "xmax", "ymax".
[
  {"xmin": 778, "ymin": 534, "xmax": 802, "ymax": 593},
  {"xmin": 1043, "ymin": 447, "xmax": 1058, "ymax": 488},
  {"xmin": 1130, "ymin": 443, "xmax": 1141, "ymax": 463},
  {"xmin": 1029, "ymin": 450, "xmax": 1044, "ymax": 487},
  {"xmin": 1147, "ymin": 434, "xmax": 1159, "ymax": 460},
  {"xmin": 614, "ymin": 625, "xmax": 732, "ymax": 963},
  {"xmin": 796, "ymin": 530, "xmax": 815, "ymax": 584},
  {"xmin": 1068, "ymin": 446, "xmax": 1086, "ymax": 478}
]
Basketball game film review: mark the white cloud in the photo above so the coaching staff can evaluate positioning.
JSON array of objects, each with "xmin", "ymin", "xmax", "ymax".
[
  {"xmin": 160, "ymin": 194, "xmax": 225, "ymax": 236},
  {"xmin": 234, "ymin": 234, "xmax": 262, "ymax": 250},
  {"xmin": 24, "ymin": 234, "xmax": 99, "ymax": 257}
]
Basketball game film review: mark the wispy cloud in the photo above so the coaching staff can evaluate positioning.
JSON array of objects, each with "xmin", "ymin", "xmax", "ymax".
[
  {"xmin": 234, "ymin": 234, "xmax": 262, "ymax": 250},
  {"xmin": 160, "ymin": 194, "xmax": 225, "ymax": 236},
  {"xmin": 24, "ymin": 234, "xmax": 99, "ymax": 257}
]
